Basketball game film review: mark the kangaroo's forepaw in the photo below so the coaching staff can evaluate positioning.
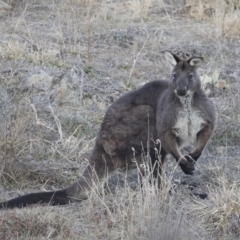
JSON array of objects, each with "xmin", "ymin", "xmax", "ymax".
[{"xmin": 179, "ymin": 156, "xmax": 195, "ymax": 175}]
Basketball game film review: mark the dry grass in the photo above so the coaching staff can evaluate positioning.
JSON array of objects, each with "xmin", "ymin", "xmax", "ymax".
[
  {"xmin": 185, "ymin": 0, "xmax": 240, "ymax": 37},
  {"xmin": 0, "ymin": 0, "xmax": 240, "ymax": 239},
  {"xmin": 78, "ymin": 178, "xmax": 205, "ymax": 239},
  {"xmin": 0, "ymin": 207, "xmax": 76, "ymax": 239}
]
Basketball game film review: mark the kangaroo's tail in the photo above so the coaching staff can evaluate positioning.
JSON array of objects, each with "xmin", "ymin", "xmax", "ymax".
[
  {"xmin": 0, "ymin": 163, "xmax": 108, "ymax": 210},
  {"xmin": 0, "ymin": 189, "xmax": 70, "ymax": 209}
]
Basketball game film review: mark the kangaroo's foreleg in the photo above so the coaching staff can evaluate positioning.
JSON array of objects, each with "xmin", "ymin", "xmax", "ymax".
[
  {"xmin": 186, "ymin": 124, "xmax": 214, "ymax": 162},
  {"xmin": 161, "ymin": 134, "xmax": 195, "ymax": 175}
]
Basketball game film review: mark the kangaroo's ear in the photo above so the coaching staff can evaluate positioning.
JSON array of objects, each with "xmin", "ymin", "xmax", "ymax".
[
  {"xmin": 165, "ymin": 52, "xmax": 180, "ymax": 67},
  {"xmin": 189, "ymin": 57, "xmax": 204, "ymax": 68}
]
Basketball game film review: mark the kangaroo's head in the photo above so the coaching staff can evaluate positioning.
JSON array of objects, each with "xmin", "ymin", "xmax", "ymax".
[{"xmin": 165, "ymin": 52, "xmax": 203, "ymax": 97}]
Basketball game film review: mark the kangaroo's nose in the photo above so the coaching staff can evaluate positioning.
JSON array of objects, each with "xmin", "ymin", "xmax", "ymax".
[{"xmin": 177, "ymin": 87, "xmax": 187, "ymax": 96}]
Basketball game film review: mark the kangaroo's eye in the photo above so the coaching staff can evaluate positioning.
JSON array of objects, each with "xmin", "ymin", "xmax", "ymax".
[
  {"xmin": 189, "ymin": 74, "xmax": 194, "ymax": 80},
  {"xmin": 173, "ymin": 73, "xmax": 177, "ymax": 79}
]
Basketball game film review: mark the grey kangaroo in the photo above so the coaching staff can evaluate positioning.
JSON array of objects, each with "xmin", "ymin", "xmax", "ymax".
[{"xmin": 0, "ymin": 52, "xmax": 216, "ymax": 209}]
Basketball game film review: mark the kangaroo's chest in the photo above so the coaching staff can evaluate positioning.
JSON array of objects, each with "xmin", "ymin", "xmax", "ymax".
[{"xmin": 173, "ymin": 101, "xmax": 205, "ymax": 148}]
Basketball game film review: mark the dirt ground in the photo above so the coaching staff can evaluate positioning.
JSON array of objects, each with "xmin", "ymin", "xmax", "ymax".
[{"xmin": 0, "ymin": 0, "xmax": 240, "ymax": 239}]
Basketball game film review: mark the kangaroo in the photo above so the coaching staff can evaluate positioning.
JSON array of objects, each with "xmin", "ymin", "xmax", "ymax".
[{"xmin": 0, "ymin": 52, "xmax": 215, "ymax": 209}]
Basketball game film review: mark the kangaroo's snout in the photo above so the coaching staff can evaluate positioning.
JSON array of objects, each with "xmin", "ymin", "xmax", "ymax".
[{"xmin": 176, "ymin": 86, "xmax": 188, "ymax": 96}]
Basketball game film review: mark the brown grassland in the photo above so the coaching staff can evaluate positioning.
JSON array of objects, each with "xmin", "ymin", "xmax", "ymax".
[{"xmin": 0, "ymin": 0, "xmax": 240, "ymax": 239}]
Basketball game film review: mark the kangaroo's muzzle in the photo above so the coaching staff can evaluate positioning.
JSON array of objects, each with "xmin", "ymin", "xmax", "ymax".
[{"xmin": 176, "ymin": 87, "xmax": 188, "ymax": 96}]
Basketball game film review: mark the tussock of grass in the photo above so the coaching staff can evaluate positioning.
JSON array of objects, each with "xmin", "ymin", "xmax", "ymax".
[
  {"xmin": 0, "ymin": 93, "xmax": 36, "ymax": 187},
  {"xmin": 0, "ymin": 207, "xmax": 76, "ymax": 239},
  {"xmin": 0, "ymin": 90, "xmax": 86, "ymax": 189},
  {"xmin": 76, "ymin": 176, "xmax": 206, "ymax": 240},
  {"xmin": 189, "ymin": 170, "xmax": 240, "ymax": 238}
]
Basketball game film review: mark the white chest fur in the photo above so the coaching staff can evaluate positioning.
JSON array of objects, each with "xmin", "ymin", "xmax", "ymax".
[{"xmin": 173, "ymin": 95, "xmax": 205, "ymax": 148}]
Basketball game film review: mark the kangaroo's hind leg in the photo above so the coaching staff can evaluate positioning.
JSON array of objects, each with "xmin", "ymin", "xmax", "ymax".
[
  {"xmin": 65, "ymin": 154, "xmax": 116, "ymax": 201},
  {"xmin": 136, "ymin": 146, "xmax": 166, "ymax": 189}
]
